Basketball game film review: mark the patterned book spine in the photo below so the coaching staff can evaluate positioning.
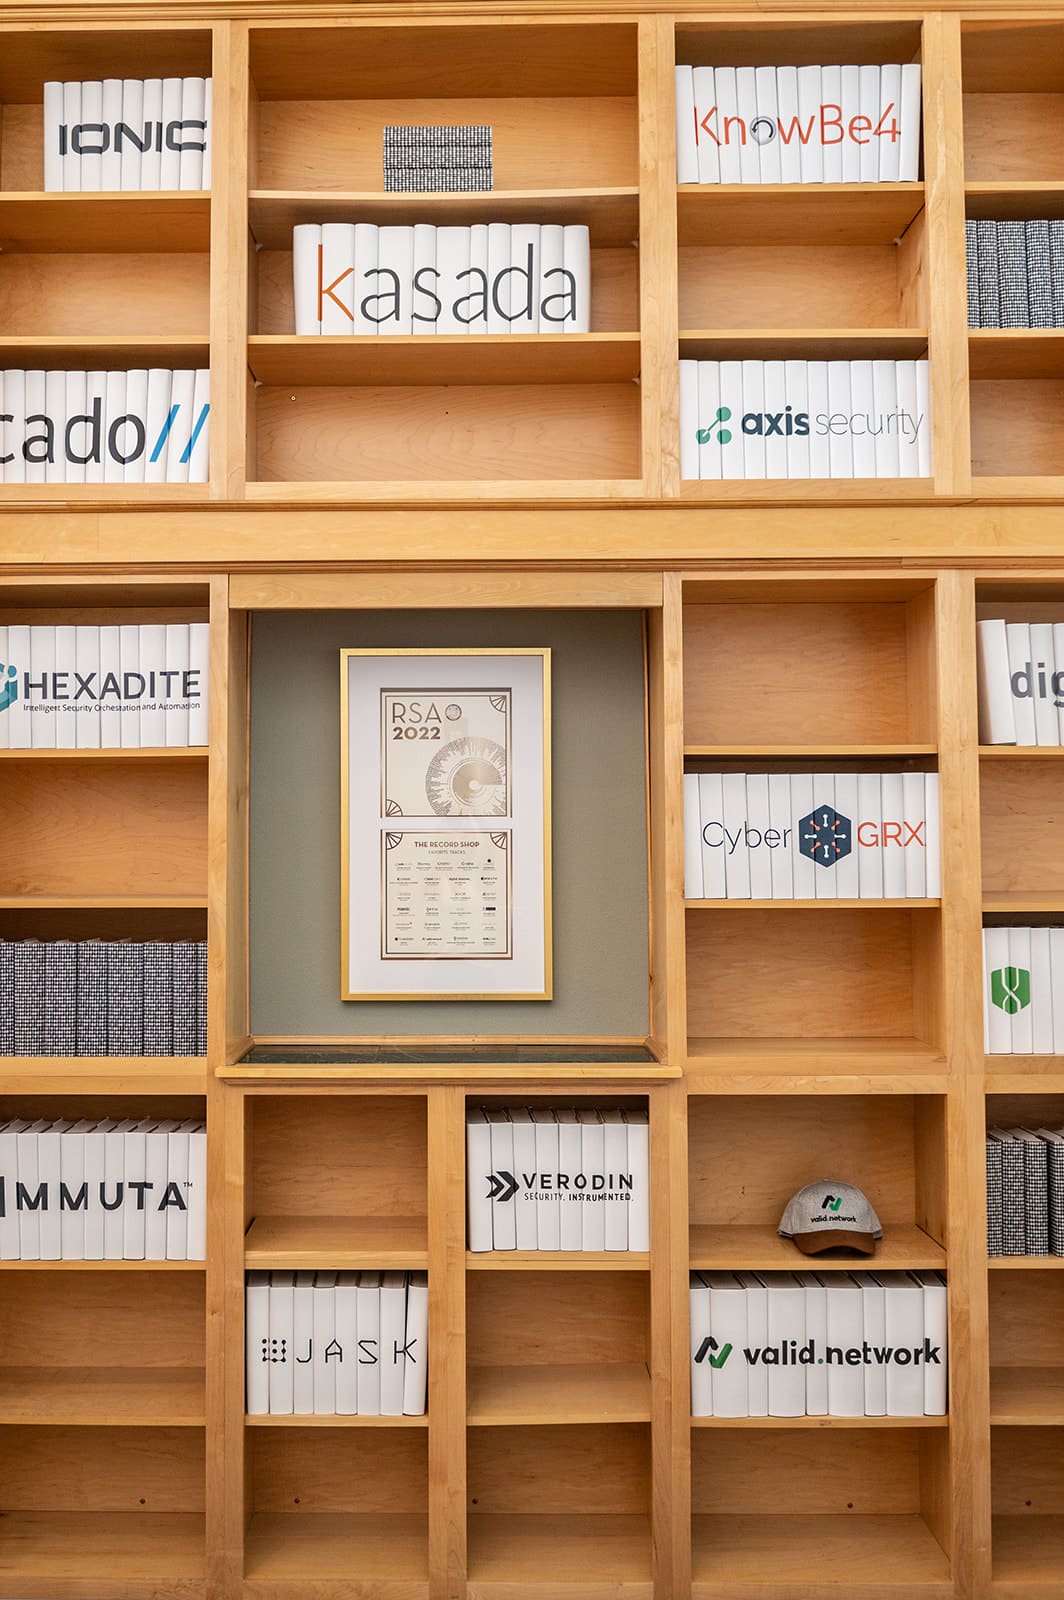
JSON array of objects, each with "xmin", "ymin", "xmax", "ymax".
[
  {"xmin": 1025, "ymin": 219, "xmax": 1054, "ymax": 328},
  {"xmin": 966, "ymin": 219, "xmax": 980, "ymax": 328},
  {"xmin": 195, "ymin": 941, "xmax": 207, "ymax": 1057},
  {"xmin": 143, "ymin": 943, "xmax": 174, "ymax": 1056},
  {"xmin": 1049, "ymin": 1141, "xmax": 1064, "ymax": 1256},
  {"xmin": 383, "ymin": 124, "xmax": 492, "ymax": 165},
  {"xmin": 44, "ymin": 941, "xmax": 78, "ymax": 1055},
  {"xmin": 997, "ymin": 221, "xmax": 1030, "ymax": 328},
  {"xmin": 106, "ymin": 942, "xmax": 144, "ymax": 1056},
  {"xmin": 172, "ymin": 942, "xmax": 198, "ymax": 1055},
  {"xmin": 976, "ymin": 220, "xmax": 1001, "ymax": 329},
  {"xmin": 76, "ymin": 941, "xmax": 109, "ymax": 1056},
  {"xmin": 13, "ymin": 942, "xmax": 45, "ymax": 1055},
  {"xmin": 986, "ymin": 1139, "xmax": 1003, "ymax": 1256},
  {"xmin": 1000, "ymin": 1139, "xmax": 1027, "ymax": 1254},
  {"xmin": 1023, "ymin": 1136, "xmax": 1050, "ymax": 1256},
  {"xmin": 384, "ymin": 168, "xmax": 492, "ymax": 193},
  {"xmin": 1050, "ymin": 219, "xmax": 1064, "ymax": 328},
  {"xmin": 0, "ymin": 942, "xmax": 12, "ymax": 1055}
]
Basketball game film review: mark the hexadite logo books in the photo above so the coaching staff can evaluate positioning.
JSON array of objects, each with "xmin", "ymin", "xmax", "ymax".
[{"xmin": 0, "ymin": 663, "xmax": 17, "ymax": 714}]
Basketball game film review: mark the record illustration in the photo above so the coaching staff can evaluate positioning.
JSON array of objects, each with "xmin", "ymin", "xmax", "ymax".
[{"xmin": 425, "ymin": 736, "xmax": 508, "ymax": 816}]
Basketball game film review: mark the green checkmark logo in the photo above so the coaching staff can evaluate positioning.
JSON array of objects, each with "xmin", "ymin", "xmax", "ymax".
[{"xmin": 707, "ymin": 1339, "xmax": 732, "ymax": 1368}]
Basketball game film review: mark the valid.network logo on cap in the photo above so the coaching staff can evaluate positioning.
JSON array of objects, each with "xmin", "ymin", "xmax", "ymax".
[{"xmin": 778, "ymin": 1179, "xmax": 883, "ymax": 1256}]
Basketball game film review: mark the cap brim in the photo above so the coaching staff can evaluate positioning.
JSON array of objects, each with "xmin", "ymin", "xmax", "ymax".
[{"xmin": 790, "ymin": 1231, "xmax": 877, "ymax": 1257}]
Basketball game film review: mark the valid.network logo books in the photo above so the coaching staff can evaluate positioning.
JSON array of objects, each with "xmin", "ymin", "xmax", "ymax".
[{"xmin": 679, "ymin": 359, "xmax": 931, "ymax": 480}]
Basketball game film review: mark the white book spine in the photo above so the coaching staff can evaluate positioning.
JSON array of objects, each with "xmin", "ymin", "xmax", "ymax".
[
  {"xmin": 203, "ymin": 77, "xmax": 212, "ymax": 188},
  {"xmin": 745, "ymin": 772, "xmax": 773, "ymax": 898},
  {"xmin": 833, "ymin": 772, "xmax": 860, "ymax": 898},
  {"xmin": 122, "ymin": 368, "xmax": 148, "ymax": 484},
  {"xmin": 839, "ymin": 66, "xmax": 861, "ymax": 184},
  {"xmin": 2, "ymin": 369, "xmax": 27, "ymax": 484},
  {"xmin": 334, "ymin": 1274, "xmax": 358, "ymax": 1414},
  {"xmin": 915, "ymin": 1271, "xmax": 948, "ymax": 1415},
  {"xmin": 292, "ymin": 1272, "xmax": 316, "ymax": 1414},
  {"xmin": 268, "ymin": 1273, "xmax": 295, "ymax": 1415},
  {"xmin": 178, "ymin": 77, "xmax": 207, "ymax": 191},
  {"xmin": 63, "ymin": 370, "xmax": 87, "ymax": 485},
  {"xmin": 17, "ymin": 1123, "xmax": 48, "ymax": 1260},
  {"xmin": 1030, "ymin": 926, "xmax": 1054, "ymax": 1054},
  {"xmin": 692, "ymin": 67, "xmax": 720, "ymax": 185},
  {"xmin": 810, "ymin": 775, "xmax": 839, "ymax": 898},
  {"xmin": 690, "ymin": 1275, "xmax": 713, "ymax": 1417},
  {"xmin": 721, "ymin": 771, "xmax": 751, "ymax": 898},
  {"xmin": 0, "ymin": 625, "xmax": 7, "ymax": 748},
  {"xmin": 82, "ymin": 1124, "xmax": 108, "ymax": 1260},
  {"xmin": 736, "ymin": 1274, "xmax": 768, "ymax": 1416},
  {"xmin": 754, "ymin": 67, "xmax": 781, "ymax": 184},
  {"xmin": 159, "ymin": 77, "xmax": 184, "ymax": 190},
  {"xmin": 768, "ymin": 773, "xmax": 794, "ymax": 899},
  {"xmin": 56, "ymin": 627, "xmax": 81, "ymax": 745},
  {"xmin": 977, "ymin": 620, "xmax": 1017, "ymax": 744},
  {"xmin": 121, "ymin": 1122, "xmax": 149, "ymax": 1260},
  {"xmin": 880, "ymin": 772, "xmax": 906, "ymax": 897},
  {"xmin": 902, "ymin": 770, "xmax": 927, "ymax": 898},
  {"xmin": 714, "ymin": 69, "xmax": 741, "ymax": 185},
  {"xmin": 532, "ymin": 1111, "xmax": 561, "ymax": 1251},
  {"xmin": 59, "ymin": 1124, "xmax": 89, "ymax": 1260},
  {"xmin": 293, "ymin": 226, "xmax": 323, "ymax": 335},
  {"xmin": 783, "ymin": 359, "xmax": 810, "ymax": 478},
  {"xmin": 356, "ymin": 1273, "xmax": 381, "ymax": 1415},
  {"xmin": 695, "ymin": 361, "xmax": 723, "ymax": 483},
  {"xmin": 707, "ymin": 1274, "xmax": 750, "ymax": 1417},
  {"xmin": 81, "ymin": 370, "xmax": 106, "ymax": 484},
  {"xmin": 509, "ymin": 1110, "xmax": 538, "ymax": 1251},
  {"xmin": 102, "ymin": 370, "xmax": 126, "ymax": 484},
  {"xmin": 351, "ymin": 224, "xmax": 380, "ymax": 336},
  {"xmin": 802, "ymin": 1274, "xmax": 828, "ymax": 1415},
  {"xmin": 62, "ymin": 82, "xmax": 82, "ymax": 191},
  {"xmin": 555, "ymin": 225, "xmax": 589, "ymax": 335},
  {"xmin": 795, "ymin": 66, "xmax": 823, "ymax": 183},
  {"xmin": 80, "ymin": 81, "xmax": 104, "ymax": 191},
  {"xmin": 849, "ymin": 360, "xmax": 877, "ymax": 478},
  {"xmin": 103, "ymin": 1123, "xmax": 128, "ymax": 1260},
  {"xmin": 762, "ymin": 360, "xmax": 788, "ymax": 478},
  {"xmin": 137, "ymin": 623, "xmax": 167, "ymax": 747},
  {"xmin": 579, "ymin": 1109, "xmax": 606, "ymax": 1251},
  {"xmin": 186, "ymin": 367, "xmax": 210, "ymax": 484},
  {"xmin": 1005, "ymin": 623, "xmax": 1037, "ymax": 745},
  {"xmin": 187, "ymin": 621, "xmax": 210, "ymax": 746},
  {"xmin": 924, "ymin": 772, "xmax": 941, "ymax": 899},
  {"xmin": 1008, "ymin": 926, "xmax": 1034, "ymax": 1054},
  {"xmin": 485, "ymin": 224, "xmax": 511, "ymax": 335},
  {"xmin": 1051, "ymin": 928, "xmax": 1064, "ymax": 1053},
  {"xmin": 717, "ymin": 360, "xmax": 743, "ymax": 477},
  {"xmin": 466, "ymin": 1112, "xmax": 493, "ymax": 1252},
  {"xmin": 894, "ymin": 360, "xmax": 920, "ymax": 478},
  {"xmin": 507, "ymin": 224, "xmax": 541, "ymax": 334},
  {"xmin": 821, "ymin": 67, "xmax": 844, "ymax": 183},
  {"xmin": 826, "ymin": 360, "xmax": 852, "ymax": 478},
  {"xmin": 320, "ymin": 224, "xmax": 356, "ymax": 335},
  {"xmin": 97, "ymin": 624, "xmax": 122, "ymax": 748},
  {"xmin": 119, "ymin": 79, "xmax": 144, "ymax": 192},
  {"xmin": 0, "ymin": 1123, "xmax": 24, "ymax": 1259},
  {"xmin": 6, "ymin": 625, "xmax": 30, "ymax": 749},
  {"xmin": 883, "ymin": 1276, "xmax": 926, "ymax": 1415},
  {"xmin": 143, "ymin": 1126, "xmax": 171, "ymax": 1260},
  {"xmin": 766, "ymin": 1276, "xmax": 805, "ymax": 1416},
  {"xmin": 487, "ymin": 1111, "xmax": 517, "ymax": 1250},
  {"xmin": 1053, "ymin": 623, "xmax": 1064, "ymax": 745},
  {"xmin": 915, "ymin": 359, "xmax": 932, "ymax": 478},
  {"xmin": 313, "ymin": 1273, "xmax": 338, "ymax": 1414},
  {"xmin": 898, "ymin": 64, "xmax": 923, "ymax": 182},
  {"xmin": 36, "ymin": 1125, "xmax": 64, "ymax": 1260},
  {"xmin": 245, "ymin": 1272, "xmax": 271, "ymax": 1415},
  {"xmin": 601, "ymin": 1110, "xmax": 629, "ymax": 1251},
  {"xmin": 165, "ymin": 1126, "xmax": 190, "ymax": 1260},
  {"xmin": 878, "ymin": 66, "xmax": 903, "ymax": 183},
  {"xmin": 375, "ymin": 225, "xmax": 414, "ymax": 335},
  {"xmin": 379, "ymin": 1273, "xmax": 408, "ymax": 1416},
  {"xmin": 463, "ymin": 222, "xmax": 490, "ymax": 334},
  {"xmin": 165, "ymin": 622, "xmax": 191, "ymax": 747},
  {"xmin": 624, "ymin": 1109, "xmax": 650, "ymax": 1252},
  {"xmin": 403, "ymin": 1273, "xmax": 429, "ymax": 1415},
  {"xmin": 871, "ymin": 360, "xmax": 901, "ymax": 478},
  {"xmin": 139, "ymin": 79, "xmax": 163, "ymax": 191},
  {"xmin": 436, "ymin": 226, "xmax": 472, "ymax": 336},
  {"xmin": 825, "ymin": 1279, "xmax": 865, "ymax": 1416},
  {"xmin": 788, "ymin": 773, "xmax": 816, "ymax": 898},
  {"xmin": 684, "ymin": 772, "xmax": 703, "ymax": 897},
  {"xmin": 44, "ymin": 82, "xmax": 64, "ymax": 191},
  {"xmin": 806, "ymin": 362, "xmax": 830, "ymax": 477},
  {"xmin": 858, "ymin": 65, "xmax": 880, "ymax": 183},
  {"xmin": 44, "ymin": 370, "xmax": 67, "ymax": 485},
  {"xmin": 740, "ymin": 361, "xmax": 766, "ymax": 479},
  {"xmin": 1031, "ymin": 623, "xmax": 1059, "ymax": 745},
  {"xmin": 862, "ymin": 1277, "xmax": 888, "ymax": 1415},
  {"xmin": 30, "ymin": 625, "xmax": 57, "ymax": 749},
  {"xmin": 984, "ymin": 924, "xmax": 1013, "ymax": 1055},
  {"xmin": 675, "ymin": 66, "xmax": 698, "ymax": 185},
  {"xmin": 734, "ymin": 68, "xmax": 759, "ymax": 183},
  {"xmin": 557, "ymin": 1112, "xmax": 583, "ymax": 1251},
  {"xmin": 698, "ymin": 772, "xmax": 727, "ymax": 898},
  {"xmin": 775, "ymin": 67, "xmax": 801, "ymax": 184},
  {"xmin": 186, "ymin": 1132, "xmax": 209, "ymax": 1247}
]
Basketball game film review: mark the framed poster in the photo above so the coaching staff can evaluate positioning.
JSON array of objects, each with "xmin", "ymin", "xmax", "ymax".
[{"xmin": 341, "ymin": 648, "xmax": 552, "ymax": 1000}]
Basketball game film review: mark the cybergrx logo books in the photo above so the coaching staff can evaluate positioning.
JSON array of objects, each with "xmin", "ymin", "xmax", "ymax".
[{"xmin": 798, "ymin": 804, "xmax": 852, "ymax": 867}]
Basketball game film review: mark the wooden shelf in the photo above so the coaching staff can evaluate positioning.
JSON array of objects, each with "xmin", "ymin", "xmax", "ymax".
[
  {"xmin": 0, "ymin": 1510, "xmax": 205, "ymax": 1581},
  {"xmin": 0, "ymin": 1258, "xmax": 205, "ymax": 1271},
  {"xmin": 991, "ymin": 1367, "xmax": 1064, "ymax": 1424},
  {"xmin": 970, "ymin": 331, "xmax": 1064, "ymax": 381},
  {"xmin": 468, "ymin": 1512, "xmax": 652, "ymax": 1588},
  {"xmin": 244, "ymin": 1215, "xmax": 429, "ymax": 1268},
  {"xmin": 0, "ymin": 745, "xmax": 207, "ymax": 762},
  {"xmin": 691, "ymin": 1513, "xmax": 951, "ymax": 1591},
  {"xmin": 248, "ymin": 188, "xmax": 639, "ymax": 248},
  {"xmin": 467, "ymin": 1250, "xmax": 650, "ymax": 1271},
  {"xmin": 0, "ymin": 1366, "xmax": 205, "ymax": 1425},
  {"xmin": 0, "ymin": 191, "xmax": 210, "ymax": 252},
  {"xmin": 678, "ymin": 477, "xmax": 936, "ymax": 502},
  {"xmin": 687, "ymin": 898, "xmax": 940, "ymax": 909},
  {"xmin": 244, "ymin": 1511, "xmax": 427, "ymax": 1582},
  {"xmin": 246, "ymin": 1411, "xmax": 427, "ymax": 1427},
  {"xmin": 690, "ymin": 1222, "xmax": 946, "ymax": 1273},
  {"xmin": 987, "ymin": 1061, "xmax": 1064, "ymax": 1094},
  {"xmin": 984, "ymin": 892, "xmax": 1064, "ymax": 913},
  {"xmin": 680, "ymin": 329, "xmax": 929, "ymax": 361},
  {"xmin": 467, "ymin": 1362, "xmax": 651, "ymax": 1426},
  {"xmin": 693, "ymin": 1413, "xmax": 949, "ymax": 1429},
  {"xmin": 0, "ymin": 895, "xmax": 208, "ymax": 910},
  {"xmin": 993, "ymin": 1514, "xmax": 1064, "ymax": 1587},
  {"xmin": 0, "ymin": 1057, "xmax": 207, "ymax": 1094},
  {"xmin": 966, "ymin": 180, "xmax": 1064, "ymax": 222},
  {"xmin": 677, "ymin": 183, "xmax": 925, "ymax": 246},
  {"xmin": 0, "ymin": 336, "xmax": 209, "ymax": 370},
  {"xmin": 989, "ymin": 1257, "xmax": 1064, "ymax": 1271},
  {"xmin": 248, "ymin": 332, "xmax": 641, "ymax": 388},
  {"xmin": 686, "ymin": 745, "xmax": 938, "ymax": 759},
  {"xmin": 686, "ymin": 1038, "xmax": 947, "ymax": 1082},
  {"xmin": 980, "ymin": 746, "xmax": 1064, "ymax": 759}
]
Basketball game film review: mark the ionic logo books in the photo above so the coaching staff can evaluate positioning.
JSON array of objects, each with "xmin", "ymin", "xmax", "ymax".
[
  {"xmin": 0, "ymin": 1116, "xmax": 206, "ymax": 1260},
  {"xmin": 0, "ymin": 369, "xmax": 210, "ymax": 485},
  {"xmin": 983, "ymin": 927, "xmax": 1064, "ymax": 1054},
  {"xmin": 293, "ymin": 223, "xmax": 590, "ymax": 336},
  {"xmin": 466, "ymin": 1105, "xmax": 650, "ymax": 1252},
  {"xmin": 679, "ymin": 360, "xmax": 931, "ymax": 480},
  {"xmin": 43, "ymin": 78, "xmax": 211, "ymax": 191},
  {"xmin": 976, "ymin": 619, "xmax": 1064, "ymax": 745},
  {"xmin": 690, "ymin": 1269, "xmax": 947, "ymax": 1418},
  {"xmin": 245, "ymin": 1269, "xmax": 428, "ymax": 1416},
  {"xmin": 0, "ymin": 624, "xmax": 208, "ymax": 748},
  {"xmin": 683, "ymin": 772, "xmax": 940, "ymax": 899}
]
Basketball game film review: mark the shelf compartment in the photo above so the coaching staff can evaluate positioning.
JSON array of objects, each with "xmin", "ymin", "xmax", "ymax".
[
  {"xmin": 0, "ymin": 1365, "xmax": 205, "ymax": 1426},
  {"xmin": 0, "ymin": 1057, "xmax": 208, "ymax": 1094},
  {"xmin": 992, "ymin": 1425, "xmax": 1064, "ymax": 1586},
  {"xmin": 970, "ymin": 331, "xmax": 1064, "ymax": 382},
  {"xmin": 244, "ymin": 1215, "xmax": 428, "ymax": 1269},
  {"xmin": 991, "ymin": 1367, "xmax": 1064, "ymax": 1424},
  {"xmin": 981, "ymin": 759, "xmax": 1064, "ymax": 901},
  {"xmin": 0, "ymin": 1509, "xmax": 205, "ymax": 1586},
  {"xmin": 966, "ymin": 181, "xmax": 1064, "ymax": 223},
  {"xmin": 679, "ymin": 329, "xmax": 929, "ymax": 360},
  {"xmin": 467, "ymin": 1250, "xmax": 649, "ymax": 1272},
  {"xmin": 686, "ymin": 909, "xmax": 944, "ymax": 1057},
  {"xmin": 0, "ymin": 243, "xmax": 209, "ymax": 341},
  {"xmin": 962, "ymin": 22, "xmax": 1064, "ymax": 184},
  {"xmin": 691, "ymin": 1425, "xmax": 951, "ymax": 1594},
  {"xmin": 248, "ymin": 333, "xmax": 640, "ymax": 388},
  {"xmin": 686, "ymin": 1037, "xmax": 947, "ymax": 1082},
  {"xmin": 245, "ymin": 1426, "xmax": 427, "ymax": 1584},
  {"xmin": 991, "ymin": 1270, "xmax": 1064, "ymax": 1369},
  {"xmin": 0, "ymin": 192, "xmax": 210, "ymax": 253},
  {"xmin": 468, "ymin": 1268, "xmax": 650, "ymax": 1425},
  {"xmin": 688, "ymin": 1094, "xmax": 947, "ymax": 1268},
  {"xmin": 249, "ymin": 380, "xmax": 640, "ymax": 486},
  {"xmin": 677, "ymin": 184, "xmax": 925, "ymax": 248},
  {"xmin": 0, "ymin": 335, "xmax": 209, "ymax": 371},
  {"xmin": 468, "ymin": 1513, "xmax": 652, "ymax": 1593},
  {"xmin": 972, "ymin": 380, "xmax": 1064, "ymax": 478}
]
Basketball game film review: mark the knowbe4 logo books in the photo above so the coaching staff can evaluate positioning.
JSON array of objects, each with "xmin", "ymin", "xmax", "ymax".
[
  {"xmin": 679, "ymin": 359, "xmax": 931, "ymax": 480},
  {"xmin": 683, "ymin": 771, "xmax": 941, "ymax": 900}
]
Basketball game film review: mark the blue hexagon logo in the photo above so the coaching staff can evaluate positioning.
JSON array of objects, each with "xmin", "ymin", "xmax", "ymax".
[{"xmin": 798, "ymin": 803, "xmax": 852, "ymax": 868}]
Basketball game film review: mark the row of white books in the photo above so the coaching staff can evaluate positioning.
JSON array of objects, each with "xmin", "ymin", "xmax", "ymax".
[
  {"xmin": 0, "ymin": 1117, "xmax": 206, "ymax": 1261},
  {"xmin": 984, "ymin": 927, "xmax": 1064, "ymax": 1055},
  {"xmin": 293, "ymin": 222, "xmax": 590, "ymax": 336},
  {"xmin": 246, "ymin": 1270, "xmax": 428, "ymax": 1416},
  {"xmin": 0, "ymin": 624, "xmax": 209, "ymax": 748},
  {"xmin": 683, "ymin": 772, "xmax": 941, "ymax": 900},
  {"xmin": 691, "ymin": 1270, "xmax": 947, "ymax": 1418},
  {"xmin": 679, "ymin": 360, "xmax": 931, "ymax": 480},
  {"xmin": 44, "ymin": 78, "xmax": 211, "ymax": 191},
  {"xmin": 675, "ymin": 64, "xmax": 921, "ymax": 185},
  {"xmin": 0, "ymin": 369, "xmax": 210, "ymax": 485},
  {"xmin": 976, "ymin": 619, "xmax": 1064, "ymax": 745},
  {"xmin": 466, "ymin": 1106, "xmax": 650, "ymax": 1253}
]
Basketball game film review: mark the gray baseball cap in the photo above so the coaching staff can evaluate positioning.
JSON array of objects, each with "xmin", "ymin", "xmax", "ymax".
[{"xmin": 778, "ymin": 1180, "xmax": 883, "ymax": 1256}]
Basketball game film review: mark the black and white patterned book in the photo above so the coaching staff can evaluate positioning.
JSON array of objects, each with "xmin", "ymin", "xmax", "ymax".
[
  {"xmin": 988, "ymin": 1129, "xmax": 1027, "ymax": 1254},
  {"xmin": 1050, "ymin": 220, "xmax": 1064, "ymax": 328},
  {"xmin": 965, "ymin": 219, "xmax": 980, "ymax": 327},
  {"xmin": 986, "ymin": 1137, "xmax": 1003, "ymax": 1256},
  {"xmin": 976, "ymin": 220, "xmax": 1000, "ymax": 328},
  {"xmin": 76, "ymin": 940, "xmax": 109, "ymax": 1056},
  {"xmin": 43, "ymin": 940, "xmax": 77, "ymax": 1056},
  {"xmin": 1019, "ymin": 1129, "xmax": 1050, "ymax": 1255},
  {"xmin": 142, "ymin": 942, "xmax": 174, "ymax": 1056},
  {"xmin": 996, "ymin": 220, "xmax": 1030, "ymax": 328},
  {"xmin": 1038, "ymin": 1130, "xmax": 1064, "ymax": 1256},
  {"xmin": 195, "ymin": 941, "xmax": 207, "ymax": 1057},
  {"xmin": 13, "ymin": 942, "xmax": 45, "ymax": 1055},
  {"xmin": 383, "ymin": 124, "xmax": 492, "ymax": 165},
  {"xmin": 172, "ymin": 941, "xmax": 198, "ymax": 1056},
  {"xmin": 106, "ymin": 941, "xmax": 144, "ymax": 1056},
  {"xmin": 1024, "ymin": 219, "xmax": 1054, "ymax": 328},
  {"xmin": 0, "ymin": 943, "xmax": 13, "ymax": 1055},
  {"xmin": 384, "ymin": 167, "xmax": 493, "ymax": 193}
]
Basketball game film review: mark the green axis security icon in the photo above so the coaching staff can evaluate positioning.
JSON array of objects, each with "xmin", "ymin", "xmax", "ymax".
[
  {"xmin": 990, "ymin": 966, "xmax": 1031, "ymax": 1015},
  {"xmin": 695, "ymin": 406, "xmax": 732, "ymax": 446}
]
